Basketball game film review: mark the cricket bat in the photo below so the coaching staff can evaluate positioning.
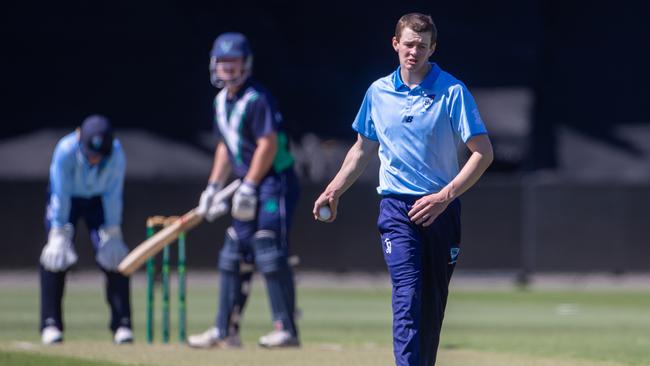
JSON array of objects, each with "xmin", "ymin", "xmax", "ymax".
[{"xmin": 117, "ymin": 179, "xmax": 241, "ymax": 275}]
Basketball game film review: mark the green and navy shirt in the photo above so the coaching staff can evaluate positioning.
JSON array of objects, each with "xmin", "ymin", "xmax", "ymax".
[{"xmin": 213, "ymin": 80, "xmax": 294, "ymax": 178}]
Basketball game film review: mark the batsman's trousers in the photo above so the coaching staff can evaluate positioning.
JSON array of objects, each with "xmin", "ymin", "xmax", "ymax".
[
  {"xmin": 217, "ymin": 168, "xmax": 300, "ymax": 336},
  {"xmin": 378, "ymin": 195, "xmax": 461, "ymax": 366},
  {"xmin": 40, "ymin": 195, "xmax": 131, "ymax": 333}
]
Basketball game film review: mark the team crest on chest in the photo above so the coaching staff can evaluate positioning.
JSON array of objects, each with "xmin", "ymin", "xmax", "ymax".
[{"xmin": 423, "ymin": 94, "xmax": 436, "ymax": 108}]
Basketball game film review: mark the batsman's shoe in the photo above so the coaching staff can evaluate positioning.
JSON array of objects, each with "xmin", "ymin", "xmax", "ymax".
[
  {"xmin": 114, "ymin": 327, "xmax": 134, "ymax": 344},
  {"xmin": 187, "ymin": 327, "xmax": 241, "ymax": 349},
  {"xmin": 41, "ymin": 326, "xmax": 63, "ymax": 345},
  {"xmin": 258, "ymin": 330, "xmax": 300, "ymax": 348}
]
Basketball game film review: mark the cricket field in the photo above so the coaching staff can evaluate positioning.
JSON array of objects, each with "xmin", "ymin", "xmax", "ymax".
[{"xmin": 1, "ymin": 271, "xmax": 649, "ymax": 366}]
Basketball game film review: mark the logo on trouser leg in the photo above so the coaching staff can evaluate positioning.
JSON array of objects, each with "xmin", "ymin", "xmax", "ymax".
[
  {"xmin": 263, "ymin": 199, "xmax": 279, "ymax": 213},
  {"xmin": 449, "ymin": 247, "xmax": 460, "ymax": 264},
  {"xmin": 384, "ymin": 238, "xmax": 392, "ymax": 254}
]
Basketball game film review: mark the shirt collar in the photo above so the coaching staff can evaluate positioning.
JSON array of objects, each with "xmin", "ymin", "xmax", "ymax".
[
  {"xmin": 392, "ymin": 62, "xmax": 440, "ymax": 92},
  {"xmin": 227, "ymin": 79, "xmax": 253, "ymax": 101},
  {"xmin": 76, "ymin": 140, "xmax": 108, "ymax": 169}
]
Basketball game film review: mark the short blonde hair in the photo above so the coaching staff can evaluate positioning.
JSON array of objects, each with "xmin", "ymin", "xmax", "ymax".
[{"xmin": 395, "ymin": 13, "xmax": 437, "ymax": 43}]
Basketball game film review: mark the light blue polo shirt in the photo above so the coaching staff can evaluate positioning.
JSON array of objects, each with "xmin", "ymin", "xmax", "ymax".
[
  {"xmin": 47, "ymin": 132, "xmax": 126, "ymax": 228},
  {"xmin": 352, "ymin": 63, "xmax": 488, "ymax": 195}
]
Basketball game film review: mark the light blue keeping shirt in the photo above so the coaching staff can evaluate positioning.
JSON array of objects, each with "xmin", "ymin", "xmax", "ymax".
[
  {"xmin": 47, "ymin": 132, "xmax": 126, "ymax": 228},
  {"xmin": 352, "ymin": 63, "xmax": 488, "ymax": 195}
]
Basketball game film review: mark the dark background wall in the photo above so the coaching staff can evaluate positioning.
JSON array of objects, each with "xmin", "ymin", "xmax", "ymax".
[
  {"xmin": 2, "ymin": 0, "xmax": 536, "ymax": 140},
  {"xmin": 4, "ymin": 179, "xmax": 650, "ymax": 273},
  {"xmin": 4, "ymin": 1, "xmax": 649, "ymax": 170}
]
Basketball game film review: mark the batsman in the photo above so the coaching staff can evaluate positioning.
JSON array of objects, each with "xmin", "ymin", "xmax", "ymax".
[
  {"xmin": 39, "ymin": 115, "xmax": 132, "ymax": 345},
  {"xmin": 188, "ymin": 32, "xmax": 300, "ymax": 348}
]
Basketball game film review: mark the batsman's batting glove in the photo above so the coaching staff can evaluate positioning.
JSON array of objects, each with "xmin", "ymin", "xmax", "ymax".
[
  {"xmin": 197, "ymin": 181, "xmax": 224, "ymax": 217},
  {"xmin": 206, "ymin": 200, "xmax": 229, "ymax": 222},
  {"xmin": 231, "ymin": 180, "xmax": 257, "ymax": 221},
  {"xmin": 96, "ymin": 226, "xmax": 129, "ymax": 271},
  {"xmin": 40, "ymin": 224, "xmax": 77, "ymax": 272}
]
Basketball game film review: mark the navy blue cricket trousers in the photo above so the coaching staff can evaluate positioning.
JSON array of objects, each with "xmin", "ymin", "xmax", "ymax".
[
  {"xmin": 40, "ymin": 196, "xmax": 131, "ymax": 333},
  {"xmin": 378, "ymin": 195, "xmax": 461, "ymax": 366}
]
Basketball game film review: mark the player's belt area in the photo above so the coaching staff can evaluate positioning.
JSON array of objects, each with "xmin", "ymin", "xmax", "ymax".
[{"xmin": 381, "ymin": 193, "xmax": 424, "ymax": 204}]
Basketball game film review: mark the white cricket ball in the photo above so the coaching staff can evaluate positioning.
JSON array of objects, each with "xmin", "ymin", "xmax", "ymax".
[{"xmin": 317, "ymin": 205, "xmax": 332, "ymax": 221}]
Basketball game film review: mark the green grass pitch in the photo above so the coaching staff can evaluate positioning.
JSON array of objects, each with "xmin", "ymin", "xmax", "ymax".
[{"xmin": 1, "ymin": 273, "xmax": 649, "ymax": 366}]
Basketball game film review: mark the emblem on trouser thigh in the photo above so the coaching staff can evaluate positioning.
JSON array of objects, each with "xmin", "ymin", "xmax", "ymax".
[
  {"xmin": 384, "ymin": 238, "xmax": 392, "ymax": 254},
  {"xmin": 449, "ymin": 247, "xmax": 460, "ymax": 264}
]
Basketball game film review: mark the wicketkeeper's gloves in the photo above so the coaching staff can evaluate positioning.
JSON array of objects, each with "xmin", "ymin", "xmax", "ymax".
[
  {"xmin": 96, "ymin": 226, "xmax": 129, "ymax": 271},
  {"xmin": 40, "ymin": 224, "xmax": 77, "ymax": 272}
]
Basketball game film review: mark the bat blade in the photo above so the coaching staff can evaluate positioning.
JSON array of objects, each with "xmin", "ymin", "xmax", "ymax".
[{"xmin": 117, "ymin": 179, "xmax": 241, "ymax": 275}]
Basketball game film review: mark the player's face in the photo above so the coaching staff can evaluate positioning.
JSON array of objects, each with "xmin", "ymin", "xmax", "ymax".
[
  {"xmin": 210, "ymin": 56, "xmax": 246, "ymax": 87},
  {"xmin": 392, "ymin": 27, "xmax": 436, "ymax": 73},
  {"xmin": 83, "ymin": 151, "xmax": 103, "ymax": 165}
]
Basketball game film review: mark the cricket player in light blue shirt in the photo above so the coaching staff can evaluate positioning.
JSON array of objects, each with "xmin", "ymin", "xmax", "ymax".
[
  {"xmin": 314, "ymin": 13, "xmax": 493, "ymax": 366},
  {"xmin": 39, "ymin": 115, "xmax": 133, "ymax": 345},
  {"xmin": 48, "ymin": 128, "xmax": 125, "ymax": 229}
]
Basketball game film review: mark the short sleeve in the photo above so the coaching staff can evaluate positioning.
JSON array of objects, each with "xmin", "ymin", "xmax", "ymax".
[
  {"xmin": 448, "ymin": 84, "xmax": 488, "ymax": 142},
  {"xmin": 248, "ymin": 95, "xmax": 276, "ymax": 139},
  {"xmin": 101, "ymin": 144, "xmax": 126, "ymax": 227},
  {"xmin": 212, "ymin": 97, "xmax": 223, "ymax": 140},
  {"xmin": 48, "ymin": 141, "xmax": 74, "ymax": 227},
  {"xmin": 351, "ymin": 87, "xmax": 378, "ymax": 141}
]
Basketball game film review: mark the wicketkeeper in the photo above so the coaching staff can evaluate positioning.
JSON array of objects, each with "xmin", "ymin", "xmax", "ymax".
[
  {"xmin": 39, "ymin": 115, "xmax": 133, "ymax": 345},
  {"xmin": 188, "ymin": 32, "xmax": 300, "ymax": 349}
]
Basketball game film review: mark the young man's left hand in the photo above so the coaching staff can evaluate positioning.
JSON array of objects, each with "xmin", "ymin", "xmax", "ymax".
[{"xmin": 408, "ymin": 193, "xmax": 450, "ymax": 227}]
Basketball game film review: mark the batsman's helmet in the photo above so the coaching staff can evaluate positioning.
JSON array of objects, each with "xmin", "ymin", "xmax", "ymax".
[{"xmin": 209, "ymin": 32, "xmax": 253, "ymax": 88}]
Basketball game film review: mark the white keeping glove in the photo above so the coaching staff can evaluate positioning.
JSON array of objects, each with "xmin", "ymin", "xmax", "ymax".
[
  {"xmin": 40, "ymin": 224, "xmax": 77, "ymax": 272},
  {"xmin": 231, "ymin": 180, "xmax": 257, "ymax": 221},
  {"xmin": 96, "ymin": 226, "xmax": 129, "ymax": 271}
]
